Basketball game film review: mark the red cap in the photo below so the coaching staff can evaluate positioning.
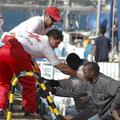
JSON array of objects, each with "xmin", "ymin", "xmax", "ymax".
[{"xmin": 45, "ymin": 6, "xmax": 61, "ymax": 22}]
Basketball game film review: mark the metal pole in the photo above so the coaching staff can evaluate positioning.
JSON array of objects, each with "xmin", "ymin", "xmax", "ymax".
[
  {"xmin": 65, "ymin": 0, "xmax": 69, "ymax": 30},
  {"xmin": 96, "ymin": 0, "xmax": 102, "ymax": 35},
  {"xmin": 118, "ymin": 0, "xmax": 120, "ymax": 42},
  {"xmin": 112, "ymin": 0, "xmax": 115, "ymax": 53}
]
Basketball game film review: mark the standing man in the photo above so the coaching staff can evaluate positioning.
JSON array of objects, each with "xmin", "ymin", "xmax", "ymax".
[
  {"xmin": 9, "ymin": 6, "xmax": 61, "ymax": 36},
  {"xmin": 83, "ymin": 62, "xmax": 120, "ymax": 120},
  {"xmin": 92, "ymin": 26, "xmax": 111, "ymax": 62},
  {"xmin": 0, "ymin": 29, "xmax": 82, "ymax": 118},
  {"xmin": 8, "ymin": 6, "xmax": 61, "ymax": 93}
]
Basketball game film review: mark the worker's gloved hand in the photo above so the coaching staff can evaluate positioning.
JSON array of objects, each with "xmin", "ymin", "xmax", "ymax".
[
  {"xmin": 46, "ymin": 80, "xmax": 59, "ymax": 87},
  {"xmin": 36, "ymin": 77, "xmax": 59, "ymax": 98},
  {"xmin": 41, "ymin": 77, "xmax": 59, "ymax": 87}
]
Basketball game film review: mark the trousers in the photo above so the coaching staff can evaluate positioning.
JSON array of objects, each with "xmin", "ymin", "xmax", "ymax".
[{"xmin": 0, "ymin": 35, "xmax": 37, "ymax": 112}]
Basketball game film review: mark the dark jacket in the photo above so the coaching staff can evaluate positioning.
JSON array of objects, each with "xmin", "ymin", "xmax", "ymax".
[
  {"xmin": 90, "ymin": 73, "xmax": 120, "ymax": 118},
  {"xmin": 94, "ymin": 36, "xmax": 111, "ymax": 62},
  {"xmin": 52, "ymin": 77, "xmax": 97, "ymax": 117}
]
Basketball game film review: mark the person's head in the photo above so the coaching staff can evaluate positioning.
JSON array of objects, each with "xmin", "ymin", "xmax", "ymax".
[
  {"xmin": 99, "ymin": 26, "xmax": 106, "ymax": 35},
  {"xmin": 66, "ymin": 53, "xmax": 87, "ymax": 71},
  {"xmin": 44, "ymin": 6, "xmax": 61, "ymax": 28},
  {"xmin": 83, "ymin": 62, "xmax": 99, "ymax": 83},
  {"xmin": 46, "ymin": 29, "xmax": 63, "ymax": 49}
]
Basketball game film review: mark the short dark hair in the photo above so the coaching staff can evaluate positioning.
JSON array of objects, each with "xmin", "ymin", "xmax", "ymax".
[
  {"xmin": 84, "ymin": 62, "xmax": 100, "ymax": 74},
  {"xmin": 99, "ymin": 26, "xmax": 106, "ymax": 35},
  {"xmin": 46, "ymin": 29, "xmax": 63, "ymax": 41},
  {"xmin": 66, "ymin": 53, "xmax": 86, "ymax": 71}
]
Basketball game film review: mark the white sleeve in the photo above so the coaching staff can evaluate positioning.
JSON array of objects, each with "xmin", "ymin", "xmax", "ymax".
[
  {"xmin": 42, "ymin": 45, "xmax": 62, "ymax": 66},
  {"xmin": 9, "ymin": 16, "xmax": 43, "ymax": 34},
  {"xmin": 45, "ymin": 50, "xmax": 62, "ymax": 66},
  {"xmin": 24, "ymin": 17, "xmax": 42, "ymax": 33},
  {"xmin": 77, "ymin": 65, "xmax": 85, "ymax": 79}
]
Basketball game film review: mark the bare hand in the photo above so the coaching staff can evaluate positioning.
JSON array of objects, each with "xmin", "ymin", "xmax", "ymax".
[
  {"xmin": 63, "ymin": 115, "xmax": 73, "ymax": 120},
  {"xmin": 112, "ymin": 110, "xmax": 120, "ymax": 120}
]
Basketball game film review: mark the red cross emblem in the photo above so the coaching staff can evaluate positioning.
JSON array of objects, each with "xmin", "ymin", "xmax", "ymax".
[{"xmin": 27, "ymin": 32, "xmax": 41, "ymax": 42}]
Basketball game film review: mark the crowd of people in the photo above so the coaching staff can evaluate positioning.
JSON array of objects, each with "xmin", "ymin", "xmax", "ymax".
[{"xmin": 0, "ymin": 5, "xmax": 120, "ymax": 120}]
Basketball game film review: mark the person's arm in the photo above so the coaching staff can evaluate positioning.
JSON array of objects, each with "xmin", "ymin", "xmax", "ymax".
[
  {"xmin": 43, "ymin": 75, "xmax": 88, "ymax": 98},
  {"xmin": 92, "ymin": 44, "xmax": 96, "ymax": 55},
  {"xmin": 112, "ymin": 110, "xmax": 120, "ymax": 120},
  {"xmin": 109, "ymin": 81, "xmax": 120, "ymax": 119},
  {"xmin": 108, "ymin": 39, "xmax": 112, "ymax": 52},
  {"xmin": 55, "ymin": 63, "xmax": 77, "ymax": 75},
  {"xmin": 55, "ymin": 63, "xmax": 84, "ymax": 79},
  {"xmin": 52, "ymin": 86, "xmax": 87, "ymax": 98},
  {"xmin": 87, "ymin": 41, "xmax": 96, "ymax": 62},
  {"xmin": 42, "ymin": 43, "xmax": 84, "ymax": 79},
  {"xmin": 51, "ymin": 78, "xmax": 88, "ymax": 97}
]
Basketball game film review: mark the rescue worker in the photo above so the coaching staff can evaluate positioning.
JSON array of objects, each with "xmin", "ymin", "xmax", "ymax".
[
  {"xmin": 9, "ymin": 6, "xmax": 61, "ymax": 36},
  {"xmin": 5, "ymin": 6, "xmax": 62, "ymax": 101},
  {"xmin": 0, "ymin": 29, "xmax": 82, "ymax": 118}
]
